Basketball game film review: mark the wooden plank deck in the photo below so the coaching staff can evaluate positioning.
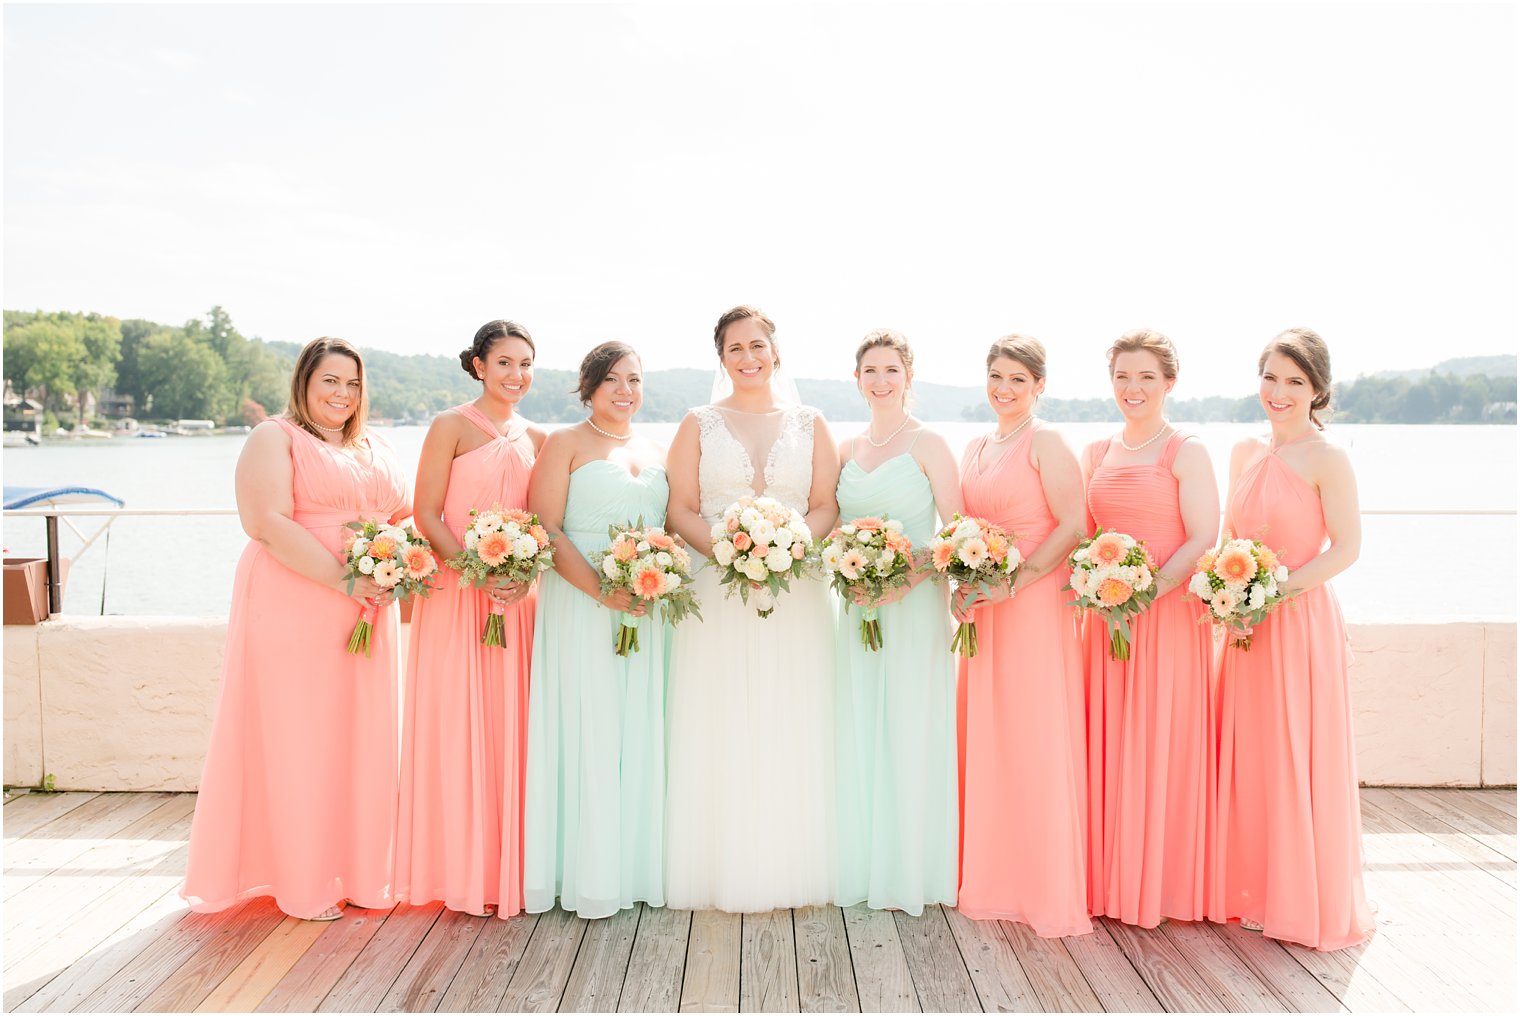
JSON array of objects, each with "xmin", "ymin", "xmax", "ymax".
[{"xmin": 4, "ymin": 789, "xmax": 1515, "ymax": 1013}]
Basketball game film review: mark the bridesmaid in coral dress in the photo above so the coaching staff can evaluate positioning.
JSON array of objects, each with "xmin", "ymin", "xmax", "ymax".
[
  {"xmin": 1083, "ymin": 328, "xmax": 1219, "ymax": 928},
  {"xmin": 954, "ymin": 335, "xmax": 1091, "ymax": 937},
  {"xmin": 396, "ymin": 320, "xmax": 545, "ymax": 919},
  {"xmin": 1210, "ymin": 327, "xmax": 1374, "ymax": 950},
  {"xmin": 182, "ymin": 338, "xmax": 408, "ymax": 921}
]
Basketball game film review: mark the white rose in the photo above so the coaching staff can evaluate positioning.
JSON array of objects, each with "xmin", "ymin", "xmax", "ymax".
[
  {"xmin": 655, "ymin": 551, "xmax": 672, "ymax": 568},
  {"xmin": 876, "ymin": 550, "xmax": 896, "ymax": 573},
  {"xmin": 953, "ymin": 517, "xmax": 981, "ymax": 540},
  {"xmin": 381, "ymin": 528, "xmax": 407, "ymax": 544},
  {"xmin": 503, "ymin": 522, "xmax": 523, "ymax": 540},
  {"xmin": 713, "ymin": 540, "xmax": 736, "ymax": 567},
  {"xmin": 764, "ymin": 545, "xmax": 793, "ymax": 574},
  {"xmin": 711, "ymin": 521, "xmax": 726, "ymax": 543},
  {"xmin": 740, "ymin": 507, "xmax": 763, "ymax": 529},
  {"xmin": 841, "ymin": 523, "xmax": 857, "ymax": 536},
  {"xmin": 662, "ymin": 572, "xmax": 682, "ymax": 594},
  {"xmin": 1274, "ymin": 565, "xmax": 1289, "ymax": 583},
  {"xmin": 772, "ymin": 527, "xmax": 794, "ymax": 550},
  {"xmin": 858, "ymin": 530, "xmax": 875, "ymax": 544},
  {"xmin": 1073, "ymin": 546, "xmax": 1090, "ymax": 562},
  {"xmin": 637, "ymin": 541, "xmax": 650, "ymax": 553},
  {"xmin": 358, "ymin": 555, "xmax": 376, "ymax": 575},
  {"xmin": 512, "ymin": 534, "xmax": 539, "ymax": 559},
  {"xmin": 1004, "ymin": 546, "xmax": 1024, "ymax": 573},
  {"xmin": 1188, "ymin": 572, "xmax": 1214, "ymax": 599},
  {"xmin": 749, "ymin": 518, "xmax": 776, "ymax": 547},
  {"xmin": 742, "ymin": 556, "xmax": 770, "ymax": 582},
  {"xmin": 463, "ymin": 530, "xmax": 478, "ymax": 549},
  {"xmin": 884, "ymin": 518, "xmax": 905, "ymax": 534},
  {"xmin": 602, "ymin": 556, "xmax": 621, "ymax": 580}
]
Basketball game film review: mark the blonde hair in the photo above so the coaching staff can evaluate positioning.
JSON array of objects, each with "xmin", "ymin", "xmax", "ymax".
[
  {"xmin": 1107, "ymin": 328, "xmax": 1179, "ymax": 379},
  {"xmin": 285, "ymin": 337, "xmax": 367, "ymax": 445},
  {"xmin": 986, "ymin": 334, "xmax": 1047, "ymax": 381},
  {"xmin": 1260, "ymin": 326, "xmax": 1333, "ymax": 429}
]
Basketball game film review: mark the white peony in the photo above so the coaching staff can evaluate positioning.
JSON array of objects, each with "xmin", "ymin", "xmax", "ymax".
[
  {"xmin": 710, "ymin": 521, "xmax": 727, "ymax": 543},
  {"xmin": 662, "ymin": 572, "xmax": 682, "ymax": 594},
  {"xmin": 740, "ymin": 507, "xmax": 763, "ymax": 529},
  {"xmin": 749, "ymin": 518, "xmax": 776, "ymax": 547},
  {"xmin": 884, "ymin": 518, "xmax": 905, "ymax": 534},
  {"xmin": 358, "ymin": 555, "xmax": 376, "ymax": 575},
  {"xmin": 764, "ymin": 545, "xmax": 793, "ymax": 574},
  {"xmin": 351, "ymin": 537, "xmax": 370, "ymax": 556},
  {"xmin": 713, "ymin": 540, "xmax": 737, "ymax": 567},
  {"xmin": 1248, "ymin": 584, "xmax": 1267, "ymax": 610},
  {"xmin": 772, "ymin": 526, "xmax": 794, "ymax": 550},
  {"xmin": 503, "ymin": 522, "xmax": 523, "ymax": 540},
  {"xmin": 741, "ymin": 556, "xmax": 770, "ymax": 582},
  {"xmin": 512, "ymin": 534, "xmax": 539, "ymax": 559},
  {"xmin": 602, "ymin": 556, "xmax": 621, "ymax": 579},
  {"xmin": 463, "ymin": 530, "xmax": 479, "ymax": 549},
  {"xmin": 1188, "ymin": 572, "xmax": 1214, "ymax": 599},
  {"xmin": 655, "ymin": 551, "xmax": 672, "ymax": 568},
  {"xmin": 381, "ymin": 528, "xmax": 408, "ymax": 544},
  {"xmin": 953, "ymin": 517, "xmax": 981, "ymax": 540}
]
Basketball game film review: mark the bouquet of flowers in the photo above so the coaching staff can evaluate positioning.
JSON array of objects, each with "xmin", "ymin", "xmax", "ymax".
[
  {"xmin": 449, "ymin": 506, "xmax": 554, "ymax": 647},
  {"xmin": 1067, "ymin": 528, "xmax": 1158, "ymax": 662},
  {"xmin": 1186, "ymin": 536, "xmax": 1291, "ymax": 650},
  {"xmin": 820, "ymin": 515, "xmax": 914, "ymax": 651},
  {"xmin": 596, "ymin": 522, "xmax": 701, "ymax": 656},
  {"xmin": 341, "ymin": 520, "xmax": 438, "ymax": 656},
  {"xmin": 928, "ymin": 514, "xmax": 1021, "ymax": 658},
  {"xmin": 709, "ymin": 496, "xmax": 815, "ymax": 618}
]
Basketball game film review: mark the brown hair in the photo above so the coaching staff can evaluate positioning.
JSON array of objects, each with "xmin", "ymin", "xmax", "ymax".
[
  {"xmin": 460, "ymin": 319, "xmax": 534, "ymax": 380},
  {"xmin": 986, "ymin": 334, "xmax": 1047, "ymax": 381},
  {"xmin": 854, "ymin": 329, "xmax": 915, "ymax": 375},
  {"xmin": 1106, "ymin": 328, "xmax": 1179, "ymax": 379},
  {"xmin": 576, "ymin": 341, "xmax": 640, "ymax": 405},
  {"xmin": 1259, "ymin": 326, "xmax": 1334, "ymax": 429},
  {"xmin": 712, "ymin": 305, "xmax": 779, "ymax": 367},
  {"xmin": 285, "ymin": 337, "xmax": 368, "ymax": 445}
]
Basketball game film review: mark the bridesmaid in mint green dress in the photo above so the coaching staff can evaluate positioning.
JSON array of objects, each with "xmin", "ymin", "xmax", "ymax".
[
  {"xmin": 524, "ymin": 343, "xmax": 670, "ymax": 918},
  {"xmin": 834, "ymin": 330, "xmax": 965, "ymax": 914}
]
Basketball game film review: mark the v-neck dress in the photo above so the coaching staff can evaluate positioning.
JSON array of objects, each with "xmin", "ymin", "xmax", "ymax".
[{"xmin": 182, "ymin": 417, "xmax": 408, "ymax": 919}]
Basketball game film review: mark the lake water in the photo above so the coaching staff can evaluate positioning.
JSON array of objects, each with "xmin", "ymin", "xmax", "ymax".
[{"xmin": 2, "ymin": 422, "xmax": 1514, "ymax": 622}]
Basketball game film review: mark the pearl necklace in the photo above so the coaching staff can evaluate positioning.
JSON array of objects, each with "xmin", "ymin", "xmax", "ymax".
[
  {"xmin": 864, "ymin": 415, "xmax": 911, "ymax": 448},
  {"xmin": 586, "ymin": 418, "xmax": 632, "ymax": 441},
  {"xmin": 990, "ymin": 415, "xmax": 1035, "ymax": 444},
  {"xmin": 1117, "ymin": 421, "xmax": 1171, "ymax": 452},
  {"xmin": 310, "ymin": 420, "xmax": 344, "ymax": 434}
]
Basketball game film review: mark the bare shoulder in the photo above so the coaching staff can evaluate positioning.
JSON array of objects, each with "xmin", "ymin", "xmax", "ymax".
[
  {"xmin": 1306, "ymin": 437, "xmax": 1355, "ymax": 478},
  {"xmin": 425, "ymin": 407, "xmax": 471, "ymax": 438},
  {"xmin": 1031, "ymin": 425, "xmax": 1074, "ymax": 456},
  {"xmin": 1173, "ymin": 434, "xmax": 1215, "ymax": 467},
  {"xmin": 520, "ymin": 420, "xmax": 549, "ymax": 452},
  {"xmin": 246, "ymin": 417, "xmax": 293, "ymax": 452},
  {"xmin": 538, "ymin": 424, "xmax": 579, "ymax": 457}
]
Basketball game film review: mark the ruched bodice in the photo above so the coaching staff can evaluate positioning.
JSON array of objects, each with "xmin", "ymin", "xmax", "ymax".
[
  {"xmin": 440, "ymin": 404, "xmax": 535, "ymax": 540},
  {"xmin": 1086, "ymin": 432, "xmax": 1191, "ymax": 564},
  {"xmin": 960, "ymin": 428, "xmax": 1054, "ymax": 558},
  {"xmin": 280, "ymin": 418, "xmax": 407, "ymax": 552},
  {"xmin": 562, "ymin": 463, "xmax": 670, "ymax": 555},
  {"xmin": 837, "ymin": 454, "xmax": 935, "ymax": 546},
  {"xmin": 1229, "ymin": 451, "xmax": 1326, "ymax": 570},
  {"xmin": 694, "ymin": 405, "xmax": 817, "ymax": 523}
]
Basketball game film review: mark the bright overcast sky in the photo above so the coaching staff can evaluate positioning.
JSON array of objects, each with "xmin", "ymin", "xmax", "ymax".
[{"xmin": 4, "ymin": 1, "xmax": 1516, "ymax": 398}]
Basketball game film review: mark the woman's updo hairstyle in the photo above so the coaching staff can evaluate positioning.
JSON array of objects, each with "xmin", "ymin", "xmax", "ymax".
[
  {"xmin": 1260, "ymin": 326, "xmax": 1334, "ymax": 430},
  {"xmin": 986, "ymin": 334, "xmax": 1047, "ymax": 381},
  {"xmin": 576, "ymin": 341, "xmax": 640, "ymax": 405},
  {"xmin": 854, "ymin": 328, "xmax": 915, "ymax": 375},
  {"xmin": 712, "ymin": 305, "xmax": 779, "ymax": 367},
  {"xmin": 460, "ymin": 319, "xmax": 534, "ymax": 380},
  {"xmin": 1106, "ymin": 328, "xmax": 1179, "ymax": 379}
]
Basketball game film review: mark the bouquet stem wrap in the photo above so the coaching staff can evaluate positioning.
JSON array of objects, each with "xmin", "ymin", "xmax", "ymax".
[
  {"xmin": 481, "ymin": 600, "xmax": 506, "ymax": 647},
  {"xmin": 614, "ymin": 612, "xmax": 640, "ymax": 657},
  {"xmin": 347, "ymin": 598, "xmax": 379, "ymax": 657},
  {"xmin": 858, "ymin": 604, "xmax": 882, "ymax": 652},
  {"xmin": 1110, "ymin": 624, "xmax": 1131, "ymax": 662}
]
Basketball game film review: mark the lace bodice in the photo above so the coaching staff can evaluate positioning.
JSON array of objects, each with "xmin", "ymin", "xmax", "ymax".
[{"xmin": 694, "ymin": 404, "xmax": 818, "ymax": 523}]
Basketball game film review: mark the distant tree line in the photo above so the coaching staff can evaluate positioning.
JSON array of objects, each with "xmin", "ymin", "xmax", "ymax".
[{"xmin": 4, "ymin": 307, "xmax": 1515, "ymax": 427}]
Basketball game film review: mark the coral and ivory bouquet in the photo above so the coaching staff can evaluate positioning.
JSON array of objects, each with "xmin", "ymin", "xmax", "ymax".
[
  {"xmin": 929, "ymin": 514, "xmax": 1021, "ymax": 658},
  {"xmin": 1186, "ymin": 536, "xmax": 1291, "ymax": 650},
  {"xmin": 449, "ymin": 506, "xmax": 554, "ymax": 647},
  {"xmin": 341, "ymin": 520, "xmax": 438, "ymax": 656},
  {"xmin": 596, "ymin": 522, "xmax": 701, "ymax": 656},
  {"xmin": 820, "ymin": 516, "xmax": 914, "ymax": 651},
  {"xmin": 709, "ymin": 496, "xmax": 815, "ymax": 618},
  {"xmin": 1067, "ymin": 528, "xmax": 1158, "ymax": 662}
]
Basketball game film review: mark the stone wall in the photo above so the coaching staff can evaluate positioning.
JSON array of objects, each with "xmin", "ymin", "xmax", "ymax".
[{"xmin": 3, "ymin": 617, "xmax": 1515, "ymax": 790}]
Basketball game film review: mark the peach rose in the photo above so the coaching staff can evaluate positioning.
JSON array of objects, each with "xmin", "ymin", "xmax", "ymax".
[{"xmin": 732, "ymin": 531, "xmax": 752, "ymax": 552}]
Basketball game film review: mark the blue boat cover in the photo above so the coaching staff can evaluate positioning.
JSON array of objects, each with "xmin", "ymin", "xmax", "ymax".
[{"xmin": 3, "ymin": 486, "xmax": 125, "ymax": 510}]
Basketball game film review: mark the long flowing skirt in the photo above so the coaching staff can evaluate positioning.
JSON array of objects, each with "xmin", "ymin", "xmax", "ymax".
[
  {"xmin": 523, "ymin": 571, "xmax": 667, "ymax": 917},
  {"xmin": 665, "ymin": 567, "xmax": 836, "ymax": 912},
  {"xmin": 182, "ymin": 543, "xmax": 399, "ymax": 919},
  {"xmin": 1210, "ymin": 586, "xmax": 1374, "ymax": 950},
  {"xmin": 395, "ymin": 576, "xmax": 533, "ymax": 917},
  {"xmin": 835, "ymin": 580, "xmax": 958, "ymax": 915},
  {"xmin": 1086, "ymin": 589, "xmax": 1213, "ymax": 926}
]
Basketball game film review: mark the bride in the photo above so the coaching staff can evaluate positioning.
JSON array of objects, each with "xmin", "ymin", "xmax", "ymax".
[{"xmin": 664, "ymin": 305, "xmax": 841, "ymax": 912}]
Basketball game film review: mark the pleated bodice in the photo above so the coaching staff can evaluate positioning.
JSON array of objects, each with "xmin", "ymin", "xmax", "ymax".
[
  {"xmin": 562, "ymin": 462, "xmax": 670, "ymax": 556},
  {"xmin": 1229, "ymin": 451, "xmax": 1326, "ymax": 570},
  {"xmin": 440, "ymin": 403, "xmax": 535, "ymax": 539},
  {"xmin": 279, "ymin": 418, "xmax": 407, "ymax": 553},
  {"xmin": 1086, "ymin": 432, "xmax": 1190, "ymax": 564},
  {"xmin": 837, "ymin": 453, "xmax": 934, "ymax": 545},
  {"xmin": 959, "ymin": 428, "xmax": 1052, "ymax": 557}
]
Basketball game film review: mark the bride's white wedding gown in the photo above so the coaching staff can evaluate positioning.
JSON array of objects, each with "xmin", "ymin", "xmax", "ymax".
[{"xmin": 665, "ymin": 404, "xmax": 837, "ymax": 912}]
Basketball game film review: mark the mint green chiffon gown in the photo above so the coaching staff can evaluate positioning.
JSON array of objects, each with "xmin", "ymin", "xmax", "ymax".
[
  {"xmin": 524, "ymin": 462, "xmax": 670, "ymax": 917},
  {"xmin": 834, "ymin": 451, "xmax": 958, "ymax": 914}
]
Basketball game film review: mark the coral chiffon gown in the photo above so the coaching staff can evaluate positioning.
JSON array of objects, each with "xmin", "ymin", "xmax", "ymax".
[
  {"xmin": 395, "ymin": 404, "xmax": 536, "ymax": 918},
  {"xmin": 957, "ymin": 427, "xmax": 1090, "ymax": 936},
  {"xmin": 182, "ymin": 417, "xmax": 407, "ymax": 919},
  {"xmin": 1085, "ymin": 432, "xmax": 1213, "ymax": 927},
  {"xmin": 1209, "ymin": 441, "xmax": 1375, "ymax": 950}
]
